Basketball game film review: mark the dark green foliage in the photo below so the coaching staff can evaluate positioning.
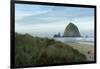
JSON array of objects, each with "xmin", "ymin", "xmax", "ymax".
[{"xmin": 15, "ymin": 33, "xmax": 86, "ymax": 67}]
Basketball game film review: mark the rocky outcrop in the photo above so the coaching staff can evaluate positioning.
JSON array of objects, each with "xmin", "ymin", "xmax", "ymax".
[
  {"xmin": 64, "ymin": 23, "xmax": 81, "ymax": 37},
  {"xmin": 54, "ymin": 32, "xmax": 61, "ymax": 37}
]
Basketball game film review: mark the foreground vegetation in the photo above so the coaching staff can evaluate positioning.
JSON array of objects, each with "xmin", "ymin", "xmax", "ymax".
[{"xmin": 15, "ymin": 33, "xmax": 86, "ymax": 67}]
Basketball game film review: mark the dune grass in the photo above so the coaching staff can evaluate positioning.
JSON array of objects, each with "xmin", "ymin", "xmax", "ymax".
[{"xmin": 15, "ymin": 33, "xmax": 86, "ymax": 67}]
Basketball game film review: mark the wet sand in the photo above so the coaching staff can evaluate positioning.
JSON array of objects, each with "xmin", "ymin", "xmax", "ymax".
[{"xmin": 66, "ymin": 42, "xmax": 94, "ymax": 61}]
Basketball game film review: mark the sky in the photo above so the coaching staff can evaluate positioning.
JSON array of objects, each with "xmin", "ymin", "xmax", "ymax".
[{"xmin": 15, "ymin": 4, "xmax": 94, "ymax": 37}]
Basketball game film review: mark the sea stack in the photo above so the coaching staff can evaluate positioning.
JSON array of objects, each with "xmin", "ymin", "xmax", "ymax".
[{"xmin": 63, "ymin": 23, "xmax": 81, "ymax": 37}]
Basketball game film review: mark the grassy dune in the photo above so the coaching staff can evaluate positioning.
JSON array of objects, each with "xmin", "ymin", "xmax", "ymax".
[{"xmin": 15, "ymin": 33, "xmax": 86, "ymax": 67}]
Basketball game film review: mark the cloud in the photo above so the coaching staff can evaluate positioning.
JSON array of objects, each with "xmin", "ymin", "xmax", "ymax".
[
  {"xmin": 15, "ymin": 4, "xmax": 94, "ymax": 24},
  {"xmin": 15, "ymin": 4, "xmax": 94, "ymax": 37}
]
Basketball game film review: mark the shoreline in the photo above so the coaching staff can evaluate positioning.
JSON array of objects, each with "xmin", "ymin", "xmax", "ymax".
[
  {"xmin": 53, "ymin": 37, "xmax": 94, "ymax": 61},
  {"xmin": 66, "ymin": 42, "xmax": 94, "ymax": 61}
]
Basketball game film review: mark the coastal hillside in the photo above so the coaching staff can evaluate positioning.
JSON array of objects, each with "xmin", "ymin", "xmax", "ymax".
[
  {"xmin": 64, "ymin": 23, "xmax": 81, "ymax": 37},
  {"xmin": 15, "ymin": 33, "xmax": 86, "ymax": 67}
]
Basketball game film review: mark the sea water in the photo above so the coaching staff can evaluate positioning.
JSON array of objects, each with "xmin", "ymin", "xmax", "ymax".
[{"xmin": 54, "ymin": 37, "xmax": 94, "ymax": 45}]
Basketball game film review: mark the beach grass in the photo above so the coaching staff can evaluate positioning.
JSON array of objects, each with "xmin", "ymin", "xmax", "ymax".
[{"xmin": 15, "ymin": 33, "xmax": 86, "ymax": 67}]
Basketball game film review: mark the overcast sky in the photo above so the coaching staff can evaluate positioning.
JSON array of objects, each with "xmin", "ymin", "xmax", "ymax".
[{"xmin": 15, "ymin": 4, "xmax": 94, "ymax": 37}]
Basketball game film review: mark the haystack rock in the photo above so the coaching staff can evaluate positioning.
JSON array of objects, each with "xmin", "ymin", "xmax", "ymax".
[{"xmin": 64, "ymin": 23, "xmax": 81, "ymax": 37}]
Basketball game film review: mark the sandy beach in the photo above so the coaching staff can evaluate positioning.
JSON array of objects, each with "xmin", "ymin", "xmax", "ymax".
[{"xmin": 66, "ymin": 42, "xmax": 94, "ymax": 61}]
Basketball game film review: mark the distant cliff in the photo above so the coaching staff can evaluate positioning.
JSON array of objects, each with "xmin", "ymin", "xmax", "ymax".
[{"xmin": 64, "ymin": 23, "xmax": 81, "ymax": 37}]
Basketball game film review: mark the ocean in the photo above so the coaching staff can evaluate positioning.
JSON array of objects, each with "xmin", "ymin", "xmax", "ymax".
[{"xmin": 53, "ymin": 37, "xmax": 94, "ymax": 45}]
